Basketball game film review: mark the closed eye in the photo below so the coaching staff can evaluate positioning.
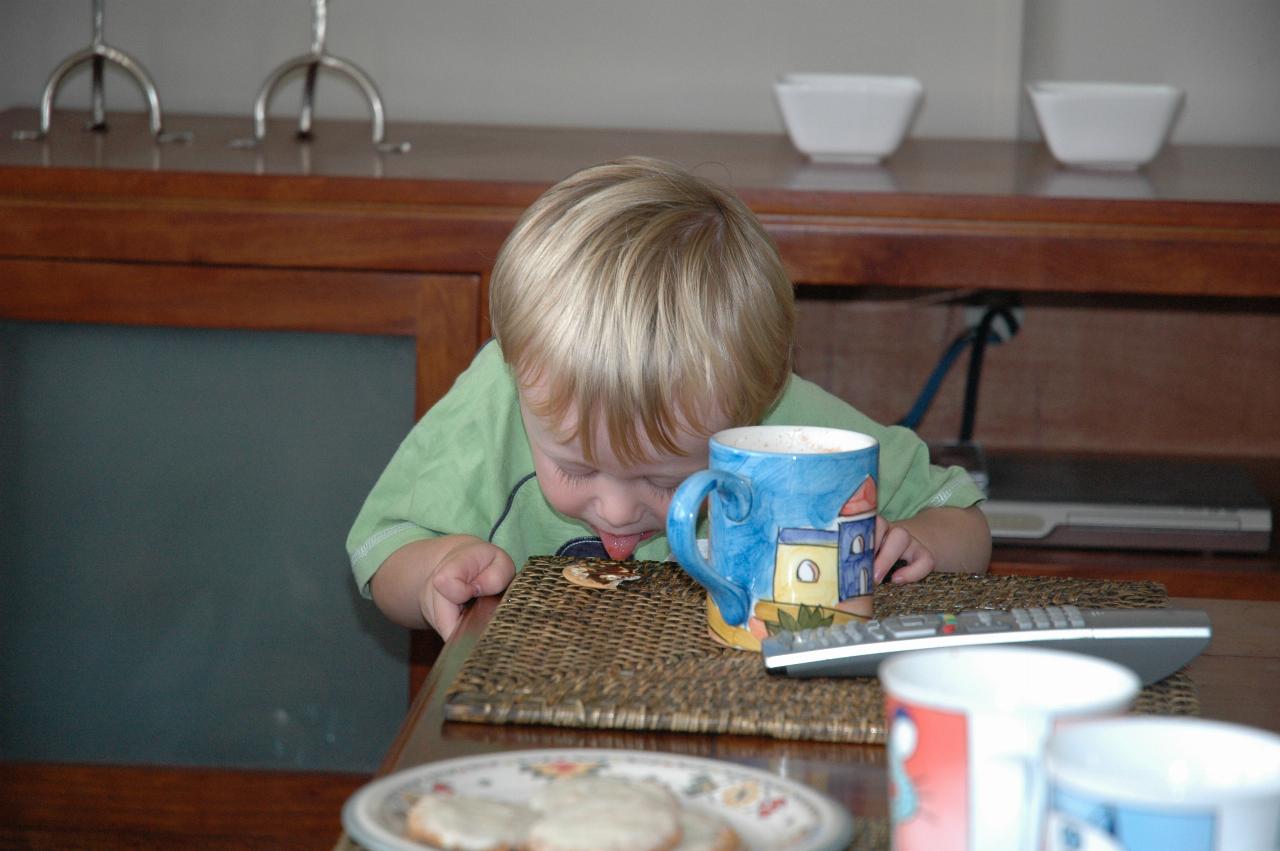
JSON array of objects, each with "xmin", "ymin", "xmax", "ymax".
[
  {"xmin": 555, "ymin": 465, "xmax": 596, "ymax": 486},
  {"xmin": 644, "ymin": 478, "xmax": 681, "ymax": 496}
]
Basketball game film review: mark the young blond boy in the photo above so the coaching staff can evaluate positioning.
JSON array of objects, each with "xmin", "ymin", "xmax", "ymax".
[{"xmin": 347, "ymin": 157, "xmax": 991, "ymax": 639}]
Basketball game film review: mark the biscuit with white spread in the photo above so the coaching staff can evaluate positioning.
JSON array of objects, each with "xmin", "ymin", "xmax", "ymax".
[
  {"xmin": 405, "ymin": 793, "xmax": 537, "ymax": 851},
  {"xmin": 526, "ymin": 798, "xmax": 682, "ymax": 851},
  {"xmin": 674, "ymin": 806, "xmax": 741, "ymax": 851},
  {"xmin": 528, "ymin": 776, "xmax": 680, "ymax": 814}
]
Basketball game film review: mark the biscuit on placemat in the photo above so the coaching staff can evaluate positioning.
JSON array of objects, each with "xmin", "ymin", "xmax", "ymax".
[
  {"xmin": 562, "ymin": 562, "xmax": 643, "ymax": 589},
  {"xmin": 526, "ymin": 798, "xmax": 683, "ymax": 851},
  {"xmin": 405, "ymin": 793, "xmax": 536, "ymax": 851}
]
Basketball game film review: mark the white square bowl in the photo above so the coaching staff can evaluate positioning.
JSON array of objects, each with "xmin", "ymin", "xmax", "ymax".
[
  {"xmin": 1027, "ymin": 81, "xmax": 1184, "ymax": 170},
  {"xmin": 774, "ymin": 73, "xmax": 923, "ymax": 164}
]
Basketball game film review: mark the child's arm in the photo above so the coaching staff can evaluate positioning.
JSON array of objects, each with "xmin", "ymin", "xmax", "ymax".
[
  {"xmin": 874, "ymin": 505, "xmax": 992, "ymax": 584},
  {"xmin": 369, "ymin": 535, "xmax": 516, "ymax": 640}
]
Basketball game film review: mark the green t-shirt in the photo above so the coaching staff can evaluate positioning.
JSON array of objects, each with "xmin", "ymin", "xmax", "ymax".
[{"xmin": 346, "ymin": 341, "xmax": 983, "ymax": 594}]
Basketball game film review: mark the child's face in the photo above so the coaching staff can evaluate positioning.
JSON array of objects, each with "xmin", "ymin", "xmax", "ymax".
[{"xmin": 519, "ymin": 379, "xmax": 728, "ymax": 561}]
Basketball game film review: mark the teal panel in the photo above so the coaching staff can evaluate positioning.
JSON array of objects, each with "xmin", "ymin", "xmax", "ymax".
[{"xmin": 0, "ymin": 321, "xmax": 416, "ymax": 772}]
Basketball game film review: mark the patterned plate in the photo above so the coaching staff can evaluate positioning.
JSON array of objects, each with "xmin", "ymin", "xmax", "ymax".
[{"xmin": 342, "ymin": 748, "xmax": 855, "ymax": 851}]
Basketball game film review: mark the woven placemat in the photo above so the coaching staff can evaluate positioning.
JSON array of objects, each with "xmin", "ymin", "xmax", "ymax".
[{"xmin": 444, "ymin": 557, "xmax": 1199, "ymax": 744}]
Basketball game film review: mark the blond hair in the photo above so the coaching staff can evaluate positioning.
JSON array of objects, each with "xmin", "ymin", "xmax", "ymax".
[{"xmin": 489, "ymin": 157, "xmax": 794, "ymax": 465}]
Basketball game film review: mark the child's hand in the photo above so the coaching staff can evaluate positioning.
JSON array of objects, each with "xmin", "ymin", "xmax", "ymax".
[
  {"xmin": 873, "ymin": 515, "xmax": 937, "ymax": 585},
  {"xmin": 423, "ymin": 538, "xmax": 516, "ymax": 640}
]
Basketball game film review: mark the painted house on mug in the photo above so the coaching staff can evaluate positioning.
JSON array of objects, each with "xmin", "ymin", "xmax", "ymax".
[{"xmin": 773, "ymin": 476, "xmax": 878, "ymax": 606}]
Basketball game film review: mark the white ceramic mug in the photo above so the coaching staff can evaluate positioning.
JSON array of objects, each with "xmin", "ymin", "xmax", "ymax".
[
  {"xmin": 879, "ymin": 646, "xmax": 1141, "ymax": 851},
  {"xmin": 1044, "ymin": 717, "xmax": 1280, "ymax": 850}
]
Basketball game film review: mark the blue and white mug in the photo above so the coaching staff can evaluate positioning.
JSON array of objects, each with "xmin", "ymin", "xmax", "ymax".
[
  {"xmin": 666, "ymin": 425, "xmax": 878, "ymax": 651},
  {"xmin": 1044, "ymin": 717, "xmax": 1280, "ymax": 851}
]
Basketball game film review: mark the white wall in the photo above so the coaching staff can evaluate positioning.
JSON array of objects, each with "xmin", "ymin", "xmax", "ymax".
[
  {"xmin": 1021, "ymin": 0, "xmax": 1280, "ymax": 146},
  {"xmin": 1, "ymin": 0, "xmax": 1277, "ymax": 145},
  {"xmin": 0, "ymin": 0, "xmax": 1023, "ymax": 139}
]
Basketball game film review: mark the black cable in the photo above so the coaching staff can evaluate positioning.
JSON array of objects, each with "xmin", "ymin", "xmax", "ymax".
[
  {"xmin": 895, "ymin": 303, "xmax": 1020, "ymax": 435},
  {"xmin": 895, "ymin": 329, "xmax": 973, "ymax": 430},
  {"xmin": 959, "ymin": 305, "xmax": 1019, "ymax": 442}
]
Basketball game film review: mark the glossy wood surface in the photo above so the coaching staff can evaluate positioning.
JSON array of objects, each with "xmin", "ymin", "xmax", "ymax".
[
  {"xmin": 0, "ymin": 763, "xmax": 367, "ymax": 850},
  {"xmin": 4, "ymin": 108, "xmax": 1280, "ymax": 297},
  {"xmin": 346, "ymin": 593, "xmax": 1279, "ymax": 850}
]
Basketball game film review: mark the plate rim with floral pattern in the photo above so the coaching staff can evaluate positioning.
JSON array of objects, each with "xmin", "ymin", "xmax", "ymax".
[{"xmin": 341, "ymin": 747, "xmax": 855, "ymax": 851}]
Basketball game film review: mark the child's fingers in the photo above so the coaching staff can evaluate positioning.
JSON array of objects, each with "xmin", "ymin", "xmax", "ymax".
[
  {"xmin": 434, "ymin": 571, "xmax": 480, "ymax": 605},
  {"xmin": 430, "ymin": 595, "xmax": 462, "ymax": 641},
  {"xmin": 887, "ymin": 555, "xmax": 933, "ymax": 584},
  {"xmin": 884, "ymin": 533, "xmax": 935, "ymax": 583},
  {"xmin": 429, "ymin": 569, "xmax": 485, "ymax": 639},
  {"xmin": 428, "ymin": 550, "xmax": 513, "ymax": 639},
  {"xmin": 472, "ymin": 554, "xmax": 516, "ymax": 596},
  {"xmin": 874, "ymin": 522, "xmax": 936, "ymax": 583},
  {"xmin": 873, "ymin": 524, "xmax": 910, "ymax": 581}
]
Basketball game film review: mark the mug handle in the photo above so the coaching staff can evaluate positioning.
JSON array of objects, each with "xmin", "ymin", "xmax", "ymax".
[
  {"xmin": 981, "ymin": 721, "xmax": 1050, "ymax": 851},
  {"xmin": 1019, "ymin": 747, "xmax": 1049, "ymax": 851},
  {"xmin": 666, "ymin": 469, "xmax": 753, "ymax": 626}
]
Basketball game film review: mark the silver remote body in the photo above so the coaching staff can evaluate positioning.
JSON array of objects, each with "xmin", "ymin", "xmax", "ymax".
[{"xmin": 761, "ymin": 605, "xmax": 1212, "ymax": 685}]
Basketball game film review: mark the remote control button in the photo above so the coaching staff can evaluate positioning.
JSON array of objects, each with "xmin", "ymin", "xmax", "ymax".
[
  {"xmin": 817, "ymin": 626, "xmax": 846, "ymax": 648},
  {"xmin": 958, "ymin": 610, "xmax": 1016, "ymax": 633},
  {"xmin": 882, "ymin": 615, "xmax": 941, "ymax": 639},
  {"xmin": 863, "ymin": 620, "xmax": 888, "ymax": 641},
  {"xmin": 791, "ymin": 629, "xmax": 818, "ymax": 648},
  {"xmin": 833, "ymin": 622, "xmax": 866, "ymax": 644},
  {"xmin": 803, "ymin": 630, "xmax": 830, "ymax": 649},
  {"xmin": 1062, "ymin": 605, "xmax": 1086, "ymax": 627}
]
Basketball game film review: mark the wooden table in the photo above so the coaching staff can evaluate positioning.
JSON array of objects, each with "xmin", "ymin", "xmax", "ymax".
[{"xmin": 335, "ymin": 594, "xmax": 1280, "ymax": 849}]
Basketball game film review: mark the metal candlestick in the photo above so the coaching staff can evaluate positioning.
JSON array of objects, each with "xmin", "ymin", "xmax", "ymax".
[
  {"xmin": 230, "ymin": 0, "xmax": 410, "ymax": 153},
  {"xmin": 12, "ymin": 0, "xmax": 190, "ymax": 143}
]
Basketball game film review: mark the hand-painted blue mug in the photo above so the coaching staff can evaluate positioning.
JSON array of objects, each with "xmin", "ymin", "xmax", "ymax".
[
  {"xmin": 1044, "ymin": 717, "xmax": 1280, "ymax": 851},
  {"xmin": 666, "ymin": 425, "xmax": 879, "ymax": 651}
]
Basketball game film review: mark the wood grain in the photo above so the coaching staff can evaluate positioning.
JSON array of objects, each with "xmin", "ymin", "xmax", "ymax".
[
  {"xmin": 0, "ymin": 259, "xmax": 474, "ymax": 336},
  {"xmin": 794, "ymin": 292, "xmax": 1280, "ymax": 458},
  {"xmin": 0, "ymin": 763, "xmax": 367, "ymax": 850},
  {"xmin": 4, "ymin": 108, "xmax": 1280, "ymax": 298}
]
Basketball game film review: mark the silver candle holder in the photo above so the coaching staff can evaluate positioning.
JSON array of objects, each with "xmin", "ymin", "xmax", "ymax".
[
  {"xmin": 12, "ymin": 0, "xmax": 190, "ymax": 143},
  {"xmin": 230, "ymin": 0, "xmax": 410, "ymax": 153}
]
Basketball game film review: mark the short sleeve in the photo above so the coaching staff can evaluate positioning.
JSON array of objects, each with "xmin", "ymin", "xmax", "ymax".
[
  {"xmin": 344, "ymin": 342, "xmax": 532, "ymax": 595},
  {"xmin": 763, "ymin": 374, "xmax": 984, "ymax": 521}
]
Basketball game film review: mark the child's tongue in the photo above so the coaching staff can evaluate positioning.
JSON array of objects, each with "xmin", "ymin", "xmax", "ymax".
[{"xmin": 599, "ymin": 531, "xmax": 648, "ymax": 561}]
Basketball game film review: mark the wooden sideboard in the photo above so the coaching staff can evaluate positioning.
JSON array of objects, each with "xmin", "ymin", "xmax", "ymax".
[
  {"xmin": 2, "ymin": 108, "xmax": 1278, "ymax": 692},
  {"xmin": 5, "ymin": 108, "xmax": 1279, "ymax": 296}
]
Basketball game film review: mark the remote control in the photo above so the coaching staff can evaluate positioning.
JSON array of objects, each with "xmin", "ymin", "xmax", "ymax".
[{"xmin": 761, "ymin": 605, "xmax": 1211, "ymax": 685}]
